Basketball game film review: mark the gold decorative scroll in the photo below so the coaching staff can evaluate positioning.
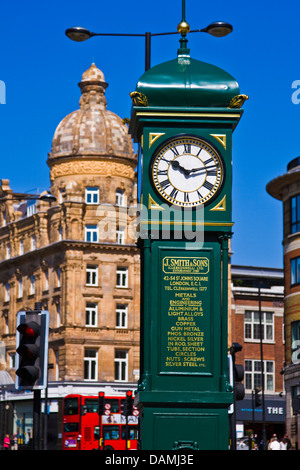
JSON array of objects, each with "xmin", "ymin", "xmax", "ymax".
[
  {"xmin": 210, "ymin": 134, "xmax": 226, "ymax": 150},
  {"xmin": 148, "ymin": 194, "xmax": 164, "ymax": 210},
  {"xmin": 210, "ymin": 195, "xmax": 226, "ymax": 211},
  {"xmin": 149, "ymin": 133, "xmax": 165, "ymax": 148}
]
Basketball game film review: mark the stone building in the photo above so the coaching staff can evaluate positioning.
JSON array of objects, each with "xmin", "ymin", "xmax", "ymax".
[
  {"xmin": 0, "ymin": 64, "xmax": 140, "ymax": 447},
  {"xmin": 267, "ymin": 157, "xmax": 300, "ymax": 449}
]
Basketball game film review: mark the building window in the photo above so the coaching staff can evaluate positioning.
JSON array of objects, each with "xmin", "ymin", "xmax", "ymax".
[
  {"xmin": 291, "ymin": 257, "xmax": 300, "ymax": 285},
  {"xmin": 86, "ymin": 265, "xmax": 98, "ymax": 286},
  {"xmin": 30, "ymin": 275, "xmax": 35, "ymax": 295},
  {"xmin": 4, "ymin": 312, "xmax": 8, "ymax": 334},
  {"xmin": 116, "ymin": 304, "xmax": 128, "ymax": 328},
  {"xmin": 244, "ymin": 310, "xmax": 274, "ymax": 342},
  {"xmin": 5, "ymin": 283, "xmax": 10, "ymax": 302},
  {"xmin": 85, "ymin": 225, "xmax": 98, "ymax": 242},
  {"xmin": 56, "ymin": 268, "xmax": 61, "ymax": 288},
  {"xmin": 6, "ymin": 244, "xmax": 11, "ymax": 259},
  {"xmin": 86, "ymin": 302, "xmax": 98, "ymax": 327},
  {"xmin": 31, "ymin": 235, "xmax": 36, "ymax": 250},
  {"xmin": 18, "ymin": 278, "xmax": 23, "ymax": 298},
  {"xmin": 55, "ymin": 350, "xmax": 59, "ymax": 380},
  {"xmin": 291, "ymin": 321, "xmax": 300, "ymax": 363},
  {"xmin": 44, "ymin": 270, "xmax": 49, "ymax": 291},
  {"xmin": 114, "ymin": 350, "xmax": 128, "ymax": 382},
  {"xmin": 84, "ymin": 349, "xmax": 98, "ymax": 381},
  {"xmin": 116, "ymin": 227, "xmax": 125, "ymax": 244},
  {"xmin": 292, "ymin": 386, "xmax": 300, "ymax": 415},
  {"xmin": 9, "ymin": 353, "xmax": 15, "ymax": 369},
  {"xmin": 116, "ymin": 267, "xmax": 128, "ymax": 288},
  {"xmin": 116, "ymin": 188, "xmax": 125, "ymax": 206},
  {"xmin": 27, "ymin": 200, "xmax": 36, "ymax": 217},
  {"xmin": 58, "ymin": 226, "xmax": 63, "ymax": 241},
  {"xmin": 56, "ymin": 304, "xmax": 61, "ymax": 328},
  {"xmin": 245, "ymin": 359, "xmax": 274, "ymax": 392},
  {"xmin": 85, "ymin": 187, "xmax": 99, "ymax": 204},
  {"xmin": 291, "ymin": 194, "xmax": 300, "ymax": 233},
  {"xmin": 19, "ymin": 239, "xmax": 24, "ymax": 255},
  {"xmin": 59, "ymin": 189, "xmax": 65, "ymax": 203}
]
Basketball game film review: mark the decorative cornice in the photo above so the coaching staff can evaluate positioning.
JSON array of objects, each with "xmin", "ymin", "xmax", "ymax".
[
  {"xmin": 0, "ymin": 240, "xmax": 139, "ymax": 269},
  {"xmin": 49, "ymin": 158, "xmax": 135, "ymax": 182}
]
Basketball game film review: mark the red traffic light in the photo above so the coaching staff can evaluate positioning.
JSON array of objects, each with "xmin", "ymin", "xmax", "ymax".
[
  {"xmin": 126, "ymin": 390, "xmax": 133, "ymax": 397},
  {"xmin": 15, "ymin": 310, "xmax": 49, "ymax": 391},
  {"xmin": 17, "ymin": 321, "xmax": 40, "ymax": 338}
]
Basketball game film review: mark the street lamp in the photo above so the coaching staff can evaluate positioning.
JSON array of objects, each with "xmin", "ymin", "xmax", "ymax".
[{"xmin": 65, "ymin": 19, "xmax": 233, "ymax": 71}]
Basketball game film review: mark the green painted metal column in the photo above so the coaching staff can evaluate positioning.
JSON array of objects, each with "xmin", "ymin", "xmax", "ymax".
[{"xmin": 129, "ymin": 28, "xmax": 245, "ymax": 450}]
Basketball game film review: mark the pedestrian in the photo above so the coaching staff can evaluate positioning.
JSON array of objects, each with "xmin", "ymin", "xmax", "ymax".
[
  {"xmin": 11, "ymin": 433, "xmax": 18, "ymax": 450},
  {"xmin": 280, "ymin": 434, "xmax": 291, "ymax": 450},
  {"xmin": 269, "ymin": 434, "xmax": 281, "ymax": 450},
  {"xmin": 267, "ymin": 436, "xmax": 274, "ymax": 450},
  {"xmin": 3, "ymin": 434, "xmax": 10, "ymax": 450}
]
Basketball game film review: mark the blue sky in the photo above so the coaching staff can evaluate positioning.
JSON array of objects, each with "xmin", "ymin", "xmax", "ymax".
[{"xmin": 1, "ymin": 0, "xmax": 299, "ymax": 269}]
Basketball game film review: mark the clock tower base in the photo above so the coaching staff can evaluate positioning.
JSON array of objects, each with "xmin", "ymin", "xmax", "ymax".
[{"xmin": 135, "ymin": 235, "xmax": 233, "ymax": 450}]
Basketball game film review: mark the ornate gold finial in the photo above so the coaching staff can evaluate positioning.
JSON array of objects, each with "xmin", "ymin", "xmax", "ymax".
[
  {"xmin": 129, "ymin": 91, "xmax": 148, "ymax": 107},
  {"xmin": 177, "ymin": 20, "xmax": 190, "ymax": 35},
  {"xmin": 228, "ymin": 94, "xmax": 249, "ymax": 108},
  {"xmin": 122, "ymin": 118, "xmax": 130, "ymax": 126}
]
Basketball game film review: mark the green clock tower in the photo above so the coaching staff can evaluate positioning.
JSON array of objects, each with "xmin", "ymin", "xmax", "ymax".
[{"xmin": 129, "ymin": 15, "xmax": 246, "ymax": 451}]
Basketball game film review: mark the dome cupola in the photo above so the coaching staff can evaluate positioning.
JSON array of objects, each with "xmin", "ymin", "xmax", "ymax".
[{"xmin": 48, "ymin": 63, "xmax": 134, "ymax": 164}]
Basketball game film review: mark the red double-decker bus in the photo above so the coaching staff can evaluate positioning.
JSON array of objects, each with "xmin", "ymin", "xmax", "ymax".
[{"xmin": 62, "ymin": 393, "xmax": 139, "ymax": 450}]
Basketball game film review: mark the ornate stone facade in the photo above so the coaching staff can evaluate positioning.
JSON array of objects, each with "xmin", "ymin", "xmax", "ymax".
[
  {"xmin": 267, "ymin": 157, "xmax": 300, "ymax": 449},
  {"xmin": 0, "ymin": 64, "xmax": 140, "ymax": 387}
]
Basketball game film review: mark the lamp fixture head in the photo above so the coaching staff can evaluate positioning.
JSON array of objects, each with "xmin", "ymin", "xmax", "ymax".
[
  {"xmin": 203, "ymin": 21, "xmax": 233, "ymax": 37},
  {"xmin": 65, "ymin": 27, "xmax": 93, "ymax": 42}
]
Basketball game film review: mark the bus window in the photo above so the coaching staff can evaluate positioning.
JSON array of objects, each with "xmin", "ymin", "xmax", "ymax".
[
  {"xmin": 64, "ymin": 423, "xmax": 79, "ymax": 432},
  {"xmin": 94, "ymin": 426, "xmax": 100, "ymax": 440},
  {"xmin": 105, "ymin": 399, "xmax": 120, "ymax": 413},
  {"xmin": 64, "ymin": 397, "xmax": 79, "ymax": 415},
  {"xmin": 85, "ymin": 399, "xmax": 98, "ymax": 413},
  {"xmin": 121, "ymin": 426, "xmax": 138, "ymax": 440},
  {"xmin": 103, "ymin": 425, "xmax": 120, "ymax": 440}
]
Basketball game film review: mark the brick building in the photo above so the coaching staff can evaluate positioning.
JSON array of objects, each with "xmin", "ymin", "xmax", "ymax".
[{"xmin": 230, "ymin": 264, "xmax": 285, "ymax": 442}]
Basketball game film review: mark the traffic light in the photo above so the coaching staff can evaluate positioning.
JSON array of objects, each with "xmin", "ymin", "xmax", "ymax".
[
  {"xmin": 98, "ymin": 392, "xmax": 105, "ymax": 415},
  {"xmin": 254, "ymin": 387, "xmax": 262, "ymax": 407},
  {"xmin": 230, "ymin": 343, "xmax": 245, "ymax": 402},
  {"xmin": 15, "ymin": 310, "xmax": 49, "ymax": 390},
  {"xmin": 122, "ymin": 390, "xmax": 134, "ymax": 416},
  {"xmin": 234, "ymin": 363, "xmax": 245, "ymax": 401}
]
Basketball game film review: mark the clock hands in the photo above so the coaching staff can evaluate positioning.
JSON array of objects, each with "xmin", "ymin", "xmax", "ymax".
[
  {"xmin": 170, "ymin": 160, "xmax": 217, "ymax": 177},
  {"xmin": 185, "ymin": 164, "xmax": 217, "ymax": 175},
  {"xmin": 170, "ymin": 160, "xmax": 190, "ymax": 176}
]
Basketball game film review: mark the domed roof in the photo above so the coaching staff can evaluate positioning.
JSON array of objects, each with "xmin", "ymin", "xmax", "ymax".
[
  {"xmin": 134, "ymin": 54, "xmax": 239, "ymax": 108},
  {"xmin": 267, "ymin": 157, "xmax": 300, "ymax": 201},
  {"xmin": 48, "ymin": 63, "xmax": 134, "ymax": 161}
]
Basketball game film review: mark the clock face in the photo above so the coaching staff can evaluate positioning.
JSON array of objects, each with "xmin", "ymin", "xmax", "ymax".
[{"xmin": 151, "ymin": 136, "xmax": 224, "ymax": 207}]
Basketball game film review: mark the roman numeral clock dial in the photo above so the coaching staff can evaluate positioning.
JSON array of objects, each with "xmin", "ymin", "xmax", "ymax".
[{"xmin": 151, "ymin": 136, "xmax": 224, "ymax": 207}]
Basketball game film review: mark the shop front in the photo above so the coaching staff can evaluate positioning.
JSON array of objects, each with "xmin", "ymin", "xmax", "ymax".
[{"xmin": 236, "ymin": 395, "xmax": 286, "ymax": 444}]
